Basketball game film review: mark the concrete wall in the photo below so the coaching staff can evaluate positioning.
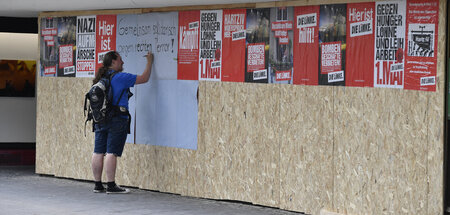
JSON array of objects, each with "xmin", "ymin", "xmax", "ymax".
[{"xmin": 0, "ymin": 33, "xmax": 37, "ymax": 143}]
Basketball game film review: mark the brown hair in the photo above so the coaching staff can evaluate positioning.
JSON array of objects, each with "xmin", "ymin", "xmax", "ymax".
[{"xmin": 92, "ymin": 51, "xmax": 118, "ymax": 84}]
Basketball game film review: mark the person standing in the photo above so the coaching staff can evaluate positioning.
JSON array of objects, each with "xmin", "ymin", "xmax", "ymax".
[{"xmin": 91, "ymin": 50, "xmax": 153, "ymax": 194}]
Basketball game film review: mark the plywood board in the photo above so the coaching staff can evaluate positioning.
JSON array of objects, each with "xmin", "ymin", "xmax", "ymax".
[
  {"xmin": 199, "ymin": 81, "xmax": 229, "ymax": 199},
  {"xmin": 227, "ymin": 83, "xmax": 255, "ymax": 203},
  {"xmin": 299, "ymin": 86, "xmax": 334, "ymax": 215},
  {"xmin": 186, "ymin": 81, "xmax": 206, "ymax": 198},
  {"xmin": 279, "ymin": 85, "xmax": 334, "ymax": 215},
  {"xmin": 333, "ymin": 87, "xmax": 381, "ymax": 214},
  {"xmin": 278, "ymin": 84, "xmax": 302, "ymax": 212},
  {"xmin": 250, "ymin": 83, "xmax": 280, "ymax": 207},
  {"xmin": 34, "ymin": 0, "xmax": 447, "ymax": 214},
  {"xmin": 427, "ymin": 1, "xmax": 446, "ymax": 214},
  {"xmin": 35, "ymin": 77, "xmax": 57, "ymax": 175}
]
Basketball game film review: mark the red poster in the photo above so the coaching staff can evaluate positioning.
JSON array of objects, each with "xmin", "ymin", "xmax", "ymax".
[
  {"xmin": 96, "ymin": 15, "xmax": 117, "ymax": 74},
  {"xmin": 41, "ymin": 28, "xmax": 57, "ymax": 36},
  {"xmin": 222, "ymin": 9, "xmax": 246, "ymax": 82},
  {"xmin": 405, "ymin": 0, "xmax": 439, "ymax": 91},
  {"xmin": 321, "ymin": 41, "xmax": 342, "ymax": 74},
  {"xmin": 44, "ymin": 66, "xmax": 56, "ymax": 75},
  {"xmin": 59, "ymin": 44, "xmax": 74, "ymax": 69},
  {"xmin": 247, "ymin": 43, "xmax": 266, "ymax": 77},
  {"xmin": 293, "ymin": 6, "xmax": 319, "ymax": 85},
  {"xmin": 178, "ymin": 10, "xmax": 200, "ymax": 80},
  {"xmin": 346, "ymin": 2, "xmax": 375, "ymax": 87},
  {"xmin": 276, "ymin": 70, "xmax": 291, "ymax": 81}
]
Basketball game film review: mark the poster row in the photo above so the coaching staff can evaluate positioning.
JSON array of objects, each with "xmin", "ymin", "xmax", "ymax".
[{"xmin": 40, "ymin": 0, "xmax": 439, "ymax": 91}]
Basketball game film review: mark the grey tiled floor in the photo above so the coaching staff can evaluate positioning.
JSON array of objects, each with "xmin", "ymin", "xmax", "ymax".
[{"xmin": 0, "ymin": 166, "xmax": 304, "ymax": 215}]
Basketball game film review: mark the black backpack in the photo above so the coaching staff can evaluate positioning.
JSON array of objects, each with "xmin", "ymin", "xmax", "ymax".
[{"xmin": 83, "ymin": 71, "xmax": 118, "ymax": 134}]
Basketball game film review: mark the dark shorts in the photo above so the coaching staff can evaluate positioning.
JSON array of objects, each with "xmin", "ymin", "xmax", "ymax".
[{"xmin": 94, "ymin": 116, "xmax": 128, "ymax": 157}]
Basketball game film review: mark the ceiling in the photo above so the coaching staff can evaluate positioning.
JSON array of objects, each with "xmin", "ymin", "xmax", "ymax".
[{"xmin": 0, "ymin": 0, "xmax": 275, "ymax": 17}]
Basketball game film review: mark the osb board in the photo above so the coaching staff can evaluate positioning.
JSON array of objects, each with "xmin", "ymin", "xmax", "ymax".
[
  {"xmin": 66, "ymin": 78, "xmax": 95, "ymax": 180},
  {"xmin": 279, "ymin": 85, "xmax": 334, "ymax": 215},
  {"xmin": 226, "ymin": 82, "xmax": 255, "ymax": 203},
  {"xmin": 117, "ymin": 114, "xmax": 193, "ymax": 196},
  {"xmin": 214, "ymin": 81, "xmax": 238, "ymax": 200},
  {"xmin": 196, "ymin": 81, "xmax": 229, "ymax": 199},
  {"xmin": 36, "ymin": 79, "xmax": 445, "ymax": 215},
  {"xmin": 213, "ymin": 81, "xmax": 261, "ymax": 201},
  {"xmin": 49, "ymin": 78, "xmax": 93, "ymax": 179},
  {"xmin": 35, "ymin": 77, "xmax": 95, "ymax": 179},
  {"xmin": 333, "ymin": 88, "xmax": 430, "ymax": 215},
  {"xmin": 185, "ymin": 81, "xmax": 206, "ymax": 198},
  {"xmin": 427, "ymin": 1, "xmax": 447, "ymax": 214},
  {"xmin": 248, "ymin": 83, "xmax": 280, "ymax": 207},
  {"xmin": 35, "ymin": 77, "xmax": 57, "ymax": 175},
  {"xmin": 428, "ymin": 90, "xmax": 444, "ymax": 215},
  {"xmin": 153, "ymin": 146, "xmax": 190, "ymax": 195},
  {"xmin": 214, "ymin": 82, "xmax": 280, "ymax": 207},
  {"xmin": 35, "ymin": 0, "xmax": 447, "ymax": 214},
  {"xmin": 279, "ymin": 84, "xmax": 304, "ymax": 211},
  {"xmin": 52, "ymin": 78, "xmax": 70, "ymax": 177},
  {"xmin": 333, "ymin": 87, "xmax": 382, "ymax": 215}
]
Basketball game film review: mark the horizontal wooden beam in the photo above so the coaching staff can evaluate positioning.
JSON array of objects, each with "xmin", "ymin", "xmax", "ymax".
[{"xmin": 39, "ymin": 0, "xmax": 379, "ymax": 18}]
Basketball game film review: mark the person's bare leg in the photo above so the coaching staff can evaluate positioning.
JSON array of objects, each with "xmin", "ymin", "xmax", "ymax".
[
  {"xmin": 91, "ymin": 153, "xmax": 104, "ymax": 181},
  {"xmin": 105, "ymin": 153, "xmax": 117, "ymax": 182},
  {"xmin": 104, "ymin": 153, "xmax": 129, "ymax": 193}
]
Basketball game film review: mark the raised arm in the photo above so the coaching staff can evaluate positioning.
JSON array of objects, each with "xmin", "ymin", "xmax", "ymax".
[{"xmin": 135, "ymin": 51, "xmax": 154, "ymax": 85}]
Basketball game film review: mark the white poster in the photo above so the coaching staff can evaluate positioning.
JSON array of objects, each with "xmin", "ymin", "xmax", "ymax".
[
  {"xmin": 116, "ymin": 14, "xmax": 138, "ymax": 144},
  {"xmin": 199, "ymin": 10, "xmax": 223, "ymax": 81},
  {"xmin": 136, "ymin": 80, "xmax": 198, "ymax": 150},
  {"xmin": 131, "ymin": 12, "xmax": 197, "ymax": 149},
  {"xmin": 374, "ymin": 1, "xmax": 406, "ymax": 88},
  {"xmin": 137, "ymin": 12, "xmax": 178, "ymax": 80},
  {"xmin": 76, "ymin": 15, "xmax": 96, "ymax": 77}
]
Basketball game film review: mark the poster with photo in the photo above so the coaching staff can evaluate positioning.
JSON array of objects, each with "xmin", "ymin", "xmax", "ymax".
[
  {"xmin": 178, "ymin": 10, "xmax": 200, "ymax": 80},
  {"xmin": 96, "ymin": 15, "xmax": 116, "ymax": 75},
  {"xmin": 293, "ymin": 6, "xmax": 320, "ymax": 85},
  {"xmin": 57, "ymin": 16, "xmax": 77, "ymax": 77},
  {"xmin": 222, "ymin": 9, "xmax": 246, "ymax": 82},
  {"xmin": 40, "ymin": 17, "xmax": 58, "ymax": 77},
  {"xmin": 245, "ymin": 8, "xmax": 270, "ymax": 83},
  {"xmin": 268, "ymin": 7, "xmax": 294, "ymax": 84},
  {"xmin": 404, "ymin": 0, "xmax": 438, "ymax": 91},
  {"xmin": 374, "ymin": 1, "xmax": 406, "ymax": 89},
  {"xmin": 76, "ymin": 15, "xmax": 96, "ymax": 77},
  {"xmin": 199, "ymin": 10, "xmax": 223, "ymax": 81},
  {"xmin": 345, "ymin": 2, "xmax": 375, "ymax": 87},
  {"xmin": 318, "ymin": 4, "xmax": 346, "ymax": 86}
]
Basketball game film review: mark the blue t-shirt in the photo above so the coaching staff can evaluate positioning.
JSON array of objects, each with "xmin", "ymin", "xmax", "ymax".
[{"xmin": 108, "ymin": 70, "xmax": 137, "ymax": 110}]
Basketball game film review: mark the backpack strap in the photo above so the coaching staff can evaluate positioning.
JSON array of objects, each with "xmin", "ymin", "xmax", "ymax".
[
  {"xmin": 127, "ymin": 111, "xmax": 131, "ymax": 134},
  {"xmin": 83, "ymin": 93, "xmax": 91, "ymax": 137},
  {"xmin": 106, "ymin": 70, "xmax": 131, "ymax": 134},
  {"xmin": 115, "ymin": 89, "xmax": 126, "ymax": 106},
  {"xmin": 107, "ymin": 70, "xmax": 120, "ymax": 105},
  {"xmin": 107, "ymin": 70, "xmax": 120, "ymax": 83},
  {"xmin": 114, "ymin": 88, "xmax": 131, "ymax": 134},
  {"xmin": 83, "ymin": 93, "xmax": 88, "ymax": 117}
]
